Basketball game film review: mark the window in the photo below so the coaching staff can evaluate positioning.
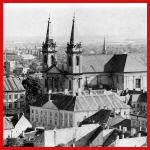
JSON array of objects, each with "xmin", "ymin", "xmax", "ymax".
[
  {"xmin": 14, "ymin": 102, "xmax": 18, "ymax": 108},
  {"xmin": 60, "ymin": 113, "xmax": 63, "ymax": 118},
  {"xmin": 32, "ymin": 110, "xmax": 34, "ymax": 113},
  {"xmin": 36, "ymin": 110, "xmax": 38, "ymax": 114},
  {"xmin": 14, "ymin": 94, "xmax": 18, "ymax": 99},
  {"xmin": 9, "ymin": 103, "xmax": 12, "ymax": 108},
  {"xmin": 55, "ymin": 120, "xmax": 57, "ymax": 126},
  {"xmin": 50, "ymin": 120, "xmax": 52, "ymax": 126},
  {"xmin": 137, "ymin": 104, "xmax": 139, "ymax": 108},
  {"xmin": 36, "ymin": 118, "xmax": 38, "ymax": 122},
  {"xmin": 55, "ymin": 113, "xmax": 57, "ymax": 118},
  {"xmin": 20, "ymin": 102, "xmax": 23, "ymax": 108},
  {"xmin": 69, "ymin": 56, "xmax": 72, "ymax": 66},
  {"xmin": 60, "ymin": 121, "xmax": 63, "ymax": 127},
  {"xmin": 76, "ymin": 56, "xmax": 79, "ymax": 66},
  {"xmin": 70, "ymin": 122, "xmax": 73, "ymax": 127},
  {"xmin": 44, "ymin": 55, "xmax": 47, "ymax": 63},
  {"xmin": 49, "ymin": 111, "xmax": 52, "ymax": 117},
  {"xmin": 133, "ymin": 104, "xmax": 135, "ymax": 108},
  {"xmin": 9, "ymin": 95, "xmax": 12, "ymax": 100},
  {"xmin": 32, "ymin": 117, "xmax": 34, "ymax": 121},
  {"xmin": 45, "ymin": 79, "xmax": 48, "ymax": 88},
  {"xmin": 124, "ymin": 111, "xmax": 126, "ymax": 115},
  {"xmin": 136, "ymin": 79, "xmax": 141, "ymax": 88},
  {"xmin": 41, "ymin": 111, "xmax": 43, "ymax": 115},
  {"xmin": 70, "ymin": 114, "xmax": 72, "ymax": 120},
  {"xmin": 65, "ymin": 114, "xmax": 68, "ymax": 119},
  {"xmin": 65, "ymin": 121, "xmax": 68, "ymax": 127},
  {"xmin": 69, "ymin": 80, "xmax": 72, "ymax": 90}
]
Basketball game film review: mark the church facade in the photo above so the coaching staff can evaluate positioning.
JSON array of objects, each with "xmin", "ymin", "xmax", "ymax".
[{"xmin": 42, "ymin": 16, "xmax": 147, "ymax": 95}]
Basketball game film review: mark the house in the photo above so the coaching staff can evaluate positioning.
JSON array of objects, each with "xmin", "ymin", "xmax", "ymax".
[
  {"xmin": 3, "ymin": 114, "xmax": 32, "ymax": 139},
  {"xmin": 3, "ymin": 117, "xmax": 14, "ymax": 140},
  {"xmin": 114, "ymin": 135, "xmax": 147, "ymax": 147},
  {"xmin": 30, "ymin": 91, "xmax": 131, "ymax": 129},
  {"xmin": 41, "ymin": 16, "xmax": 147, "ymax": 95},
  {"xmin": 130, "ymin": 111, "xmax": 147, "ymax": 131},
  {"xmin": 128, "ymin": 92, "xmax": 147, "ymax": 113},
  {"xmin": 4, "ymin": 76, "xmax": 26, "ymax": 118}
]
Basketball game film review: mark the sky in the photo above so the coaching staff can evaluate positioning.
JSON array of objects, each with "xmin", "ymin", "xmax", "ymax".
[{"xmin": 4, "ymin": 3, "xmax": 147, "ymax": 41}]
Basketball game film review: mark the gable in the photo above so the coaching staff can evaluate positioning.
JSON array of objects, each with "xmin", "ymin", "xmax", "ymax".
[
  {"xmin": 47, "ymin": 66, "xmax": 61, "ymax": 74},
  {"xmin": 42, "ymin": 100, "xmax": 58, "ymax": 110}
]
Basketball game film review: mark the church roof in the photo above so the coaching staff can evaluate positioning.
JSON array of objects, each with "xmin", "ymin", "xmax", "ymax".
[{"xmin": 82, "ymin": 53, "xmax": 147, "ymax": 73}]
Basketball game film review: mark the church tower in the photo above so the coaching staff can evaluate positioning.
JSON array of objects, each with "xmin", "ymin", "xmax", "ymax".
[
  {"xmin": 42, "ymin": 15, "xmax": 57, "ymax": 71},
  {"xmin": 102, "ymin": 36, "xmax": 107, "ymax": 54},
  {"xmin": 66, "ymin": 15, "xmax": 82, "ymax": 74}
]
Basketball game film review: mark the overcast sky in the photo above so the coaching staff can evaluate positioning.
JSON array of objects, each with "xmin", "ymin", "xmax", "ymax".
[{"xmin": 4, "ymin": 3, "xmax": 147, "ymax": 40}]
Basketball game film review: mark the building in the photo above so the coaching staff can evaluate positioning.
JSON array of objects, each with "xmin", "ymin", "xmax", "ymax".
[
  {"xmin": 41, "ymin": 16, "xmax": 147, "ymax": 95},
  {"xmin": 3, "ymin": 114, "xmax": 32, "ymax": 140},
  {"xmin": 130, "ymin": 111, "xmax": 147, "ymax": 131},
  {"xmin": 4, "ymin": 77, "xmax": 26, "ymax": 118},
  {"xmin": 30, "ymin": 91, "xmax": 131, "ymax": 129}
]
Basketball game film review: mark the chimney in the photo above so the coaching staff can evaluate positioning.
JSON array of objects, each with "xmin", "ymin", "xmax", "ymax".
[
  {"xmin": 64, "ymin": 89, "xmax": 68, "ymax": 95},
  {"xmin": 48, "ymin": 90, "xmax": 52, "ymax": 94},
  {"xmin": 119, "ymin": 126, "xmax": 122, "ymax": 131},
  {"xmin": 138, "ymin": 133, "xmax": 141, "ymax": 137},
  {"xmin": 123, "ymin": 127, "xmax": 127, "ymax": 133},
  {"xmin": 77, "ymin": 88, "xmax": 81, "ymax": 96},
  {"xmin": 131, "ymin": 128, "xmax": 136, "ymax": 136},
  {"xmin": 139, "ymin": 126, "xmax": 142, "ymax": 131},
  {"xmin": 54, "ymin": 128, "xmax": 57, "ymax": 146},
  {"xmin": 115, "ymin": 135, "xmax": 119, "ymax": 147}
]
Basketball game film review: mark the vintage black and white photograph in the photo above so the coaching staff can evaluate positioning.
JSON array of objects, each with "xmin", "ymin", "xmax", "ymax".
[{"xmin": 3, "ymin": 3, "xmax": 147, "ymax": 147}]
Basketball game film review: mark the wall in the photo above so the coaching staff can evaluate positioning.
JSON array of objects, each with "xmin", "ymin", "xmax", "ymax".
[
  {"xmin": 124, "ymin": 72, "xmax": 147, "ymax": 90},
  {"xmin": 44, "ymin": 124, "xmax": 99, "ymax": 147}
]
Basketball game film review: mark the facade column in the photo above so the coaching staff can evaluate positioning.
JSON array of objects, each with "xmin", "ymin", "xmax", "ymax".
[
  {"xmin": 140, "ymin": 76, "xmax": 143, "ymax": 89},
  {"xmin": 51, "ymin": 77, "xmax": 54, "ymax": 92}
]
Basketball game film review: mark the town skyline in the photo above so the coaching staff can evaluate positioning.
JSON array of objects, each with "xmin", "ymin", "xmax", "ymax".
[{"xmin": 4, "ymin": 3, "xmax": 147, "ymax": 43}]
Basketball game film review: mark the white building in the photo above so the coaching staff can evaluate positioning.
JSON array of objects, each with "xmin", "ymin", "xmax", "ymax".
[
  {"xmin": 30, "ymin": 91, "xmax": 131, "ymax": 130},
  {"xmin": 4, "ymin": 77, "xmax": 26, "ymax": 118}
]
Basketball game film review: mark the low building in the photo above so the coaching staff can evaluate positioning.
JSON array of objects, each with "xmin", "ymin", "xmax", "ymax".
[
  {"xmin": 30, "ymin": 91, "xmax": 131, "ymax": 130},
  {"xmin": 130, "ymin": 111, "xmax": 147, "ymax": 131},
  {"xmin": 4, "ymin": 77, "xmax": 26, "ymax": 118}
]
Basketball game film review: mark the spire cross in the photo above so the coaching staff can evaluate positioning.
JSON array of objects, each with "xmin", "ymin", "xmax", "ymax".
[
  {"xmin": 73, "ymin": 13, "xmax": 75, "ymax": 19},
  {"xmin": 48, "ymin": 14, "xmax": 50, "ymax": 22}
]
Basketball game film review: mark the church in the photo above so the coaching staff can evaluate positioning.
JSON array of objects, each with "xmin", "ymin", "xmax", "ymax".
[{"xmin": 42, "ymin": 15, "xmax": 147, "ymax": 96}]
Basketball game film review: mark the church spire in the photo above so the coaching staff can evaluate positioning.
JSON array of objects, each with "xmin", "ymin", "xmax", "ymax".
[
  {"xmin": 70, "ymin": 13, "xmax": 76, "ymax": 45},
  {"xmin": 102, "ymin": 35, "xmax": 107, "ymax": 54},
  {"xmin": 45, "ymin": 15, "xmax": 53, "ymax": 44}
]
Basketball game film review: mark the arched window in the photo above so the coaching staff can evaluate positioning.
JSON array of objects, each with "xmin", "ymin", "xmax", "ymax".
[
  {"xmin": 44, "ymin": 55, "xmax": 47, "ymax": 63},
  {"xmin": 69, "ymin": 56, "xmax": 72, "ymax": 66},
  {"xmin": 76, "ymin": 55, "xmax": 79, "ymax": 66},
  {"xmin": 69, "ymin": 80, "xmax": 72, "ymax": 90},
  {"xmin": 51, "ymin": 55, "xmax": 54, "ymax": 64}
]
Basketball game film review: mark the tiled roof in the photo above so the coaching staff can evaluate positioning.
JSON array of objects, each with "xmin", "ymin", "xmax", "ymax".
[
  {"xmin": 4, "ymin": 77, "xmax": 25, "ymax": 92},
  {"xmin": 79, "ymin": 109, "xmax": 111, "ymax": 127},
  {"xmin": 31, "ymin": 93, "xmax": 130, "ymax": 111},
  {"xmin": 112, "ymin": 119, "xmax": 131, "ymax": 131},
  {"xmin": 30, "ymin": 94, "xmax": 49, "ymax": 107},
  {"xmin": 103, "ymin": 129, "xmax": 131, "ymax": 147},
  {"xmin": 82, "ymin": 55, "xmax": 113, "ymax": 73},
  {"xmin": 4, "ymin": 117, "xmax": 14, "ymax": 130},
  {"xmin": 129, "ymin": 93, "xmax": 147, "ymax": 104},
  {"xmin": 82, "ymin": 54, "xmax": 147, "ymax": 73},
  {"xmin": 107, "ymin": 115, "xmax": 124, "ymax": 127}
]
